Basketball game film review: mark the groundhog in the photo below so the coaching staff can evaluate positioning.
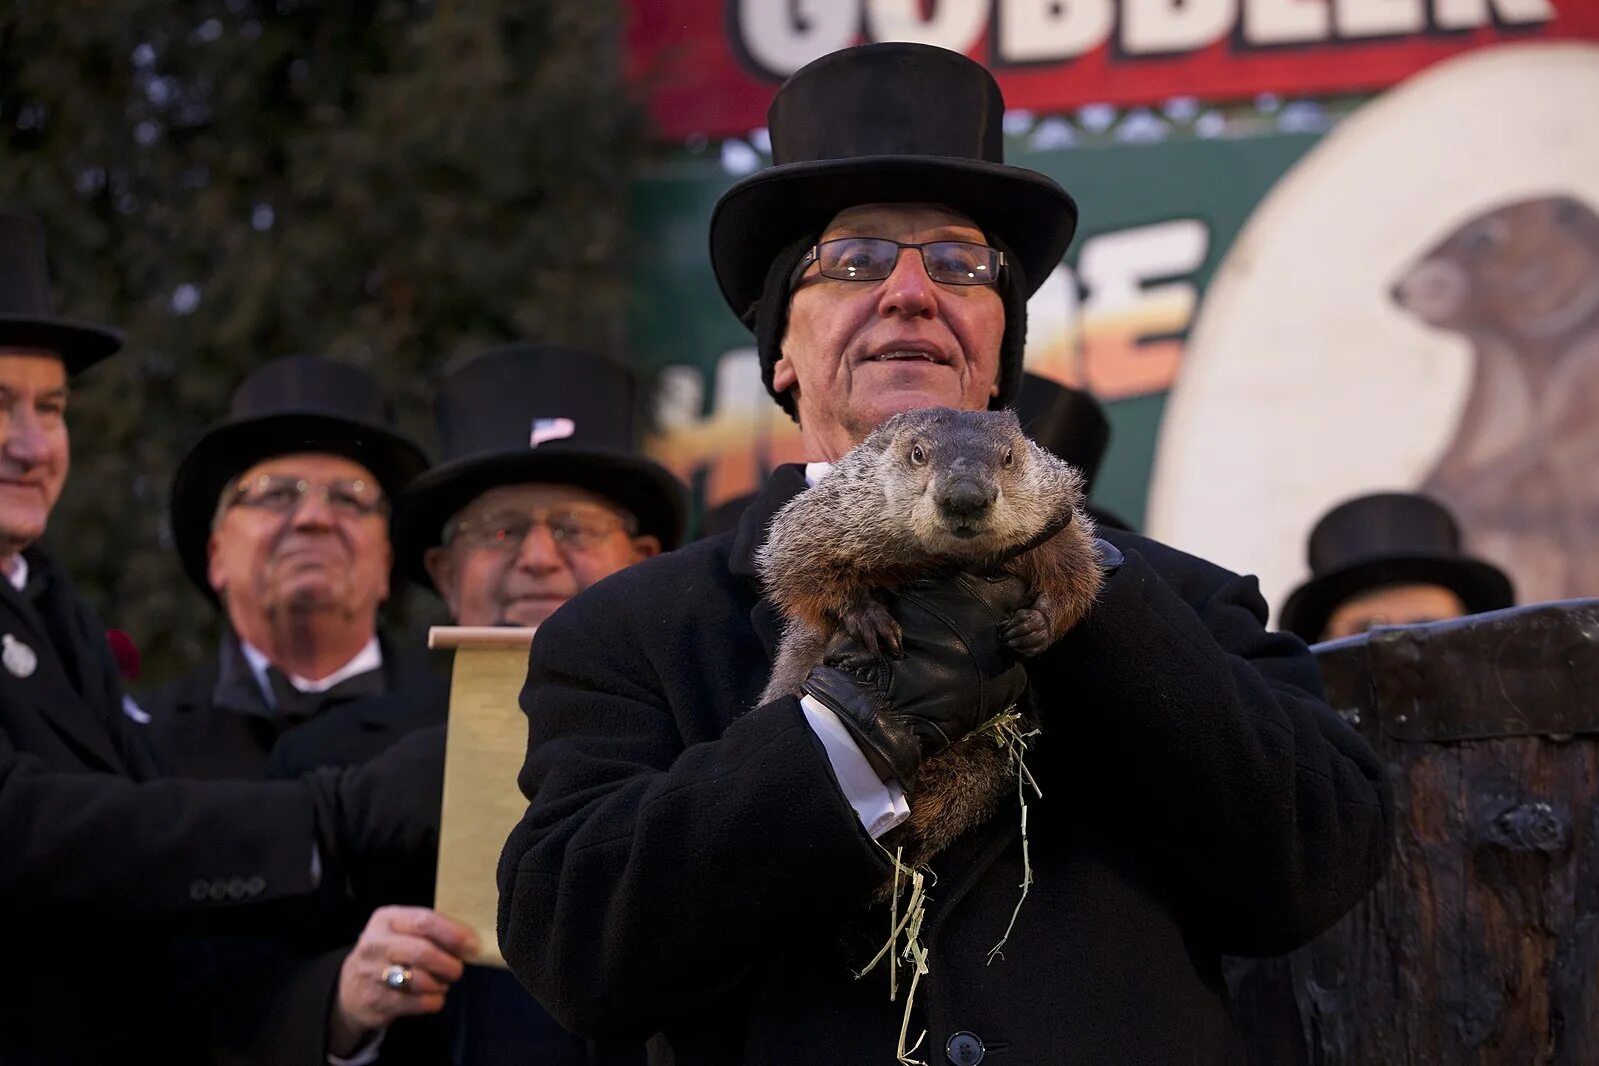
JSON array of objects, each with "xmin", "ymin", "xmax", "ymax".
[
  {"xmin": 756, "ymin": 407, "xmax": 1105, "ymax": 867},
  {"xmin": 1392, "ymin": 193, "xmax": 1599, "ymax": 602}
]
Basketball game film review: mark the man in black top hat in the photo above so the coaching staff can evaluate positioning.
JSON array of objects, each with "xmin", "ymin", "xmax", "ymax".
[
  {"xmin": 143, "ymin": 354, "xmax": 444, "ymax": 780},
  {"xmin": 0, "ymin": 210, "xmax": 448, "ymax": 1065},
  {"xmin": 395, "ymin": 344, "xmax": 686, "ymax": 632},
  {"xmin": 138, "ymin": 354, "xmax": 474, "ymax": 1065},
  {"xmin": 384, "ymin": 343, "xmax": 683, "ymax": 1065},
  {"xmin": 1281, "ymin": 492, "xmax": 1515, "ymax": 643},
  {"xmin": 497, "ymin": 43, "xmax": 1390, "ymax": 1065}
]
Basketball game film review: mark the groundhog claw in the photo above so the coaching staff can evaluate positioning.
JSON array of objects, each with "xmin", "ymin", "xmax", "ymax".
[
  {"xmin": 841, "ymin": 598, "xmax": 904, "ymax": 658},
  {"xmin": 1003, "ymin": 607, "xmax": 1052, "ymax": 657}
]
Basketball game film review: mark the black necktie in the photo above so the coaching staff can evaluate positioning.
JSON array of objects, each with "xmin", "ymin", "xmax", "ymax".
[{"xmin": 264, "ymin": 664, "xmax": 385, "ymax": 719}]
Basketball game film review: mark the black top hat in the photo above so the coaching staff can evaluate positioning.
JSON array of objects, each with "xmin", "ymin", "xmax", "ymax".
[
  {"xmin": 1279, "ymin": 492, "xmax": 1514, "ymax": 642},
  {"xmin": 708, "ymin": 42, "xmax": 1078, "ymax": 321},
  {"xmin": 1012, "ymin": 373, "xmax": 1132, "ymax": 531},
  {"xmin": 170, "ymin": 355, "xmax": 430, "ymax": 597},
  {"xmin": 392, "ymin": 344, "xmax": 689, "ymax": 588},
  {"xmin": 1014, "ymin": 374, "xmax": 1110, "ymax": 492},
  {"xmin": 0, "ymin": 210, "xmax": 122, "ymax": 374}
]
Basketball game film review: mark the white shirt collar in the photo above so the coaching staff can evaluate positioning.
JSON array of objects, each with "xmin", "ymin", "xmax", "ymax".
[
  {"xmin": 239, "ymin": 635, "xmax": 384, "ymax": 707},
  {"xmin": 803, "ymin": 461, "xmax": 833, "ymax": 487},
  {"xmin": 3, "ymin": 554, "xmax": 28, "ymax": 593}
]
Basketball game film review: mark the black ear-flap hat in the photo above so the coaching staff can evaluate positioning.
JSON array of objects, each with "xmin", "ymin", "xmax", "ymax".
[
  {"xmin": 0, "ymin": 209, "xmax": 123, "ymax": 374},
  {"xmin": 391, "ymin": 344, "xmax": 689, "ymax": 589},
  {"xmin": 1013, "ymin": 374, "xmax": 1110, "ymax": 491},
  {"xmin": 710, "ymin": 42, "xmax": 1077, "ymax": 415},
  {"xmin": 1279, "ymin": 492, "xmax": 1515, "ymax": 642},
  {"xmin": 170, "ymin": 355, "xmax": 430, "ymax": 599},
  {"xmin": 1012, "ymin": 373, "xmax": 1134, "ymax": 531}
]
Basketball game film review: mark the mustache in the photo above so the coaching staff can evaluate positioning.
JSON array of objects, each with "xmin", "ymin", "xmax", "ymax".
[{"xmin": 267, "ymin": 530, "xmax": 352, "ymax": 561}]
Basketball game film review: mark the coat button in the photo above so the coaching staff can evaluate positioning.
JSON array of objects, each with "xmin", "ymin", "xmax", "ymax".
[
  {"xmin": 246, "ymin": 875, "xmax": 266, "ymax": 896},
  {"xmin": 188, "ymin": 880, "xmax": 207, "ymax": 902},
  {"xmin": 946, "ymin": 1031, "xmax": 985, "ymax": 1065}
]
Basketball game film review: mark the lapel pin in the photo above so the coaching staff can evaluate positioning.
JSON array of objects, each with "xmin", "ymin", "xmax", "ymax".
[{"xmin": 3, "ymin": 633, "xmax": 38, "ymax": 678}]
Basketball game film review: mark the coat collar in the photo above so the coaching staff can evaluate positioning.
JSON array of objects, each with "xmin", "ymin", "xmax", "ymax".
[
  {"xmin": 208, "ymin": 629, "xmax": 424, "ymax": 724},
  {"xmin": 0, "ymin": 547, "xmax": 124, "ymax": 771},
  {"xmin": 727, "ymin": 463, "xmax": 809, "ymax": 581},
  {"xmin": 729, "ymin": 464, "xmax": 810, "ymax": 661}
]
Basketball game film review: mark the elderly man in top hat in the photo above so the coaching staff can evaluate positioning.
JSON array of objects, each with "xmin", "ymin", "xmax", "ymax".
[
  {"xmin": 137, "ymin": 354, "xmax": 477, "ymax": 1065},
  {"xmin": 379, "ymin": 342, "xmax": 685, "ymax": 1064},
  {"xmin": 1281, "ymin": 492, "xmax": 1515, "ymax": 643},
  {"xmin": 142, "ymin": 354, "xmax": 446, "ymax": 776},
  {"xmin": 0, "ymin": 211, "xmax": 453, "ymax": 1065},
  {"xmin": 496, "ymin": 43, "xmax": 1391, "ymax": 1066}
]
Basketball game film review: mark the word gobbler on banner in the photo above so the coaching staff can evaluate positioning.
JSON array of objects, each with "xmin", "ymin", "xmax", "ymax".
[{"xmin": 628, "ymin": 0, "xmax": 1593, "ymax": 139}]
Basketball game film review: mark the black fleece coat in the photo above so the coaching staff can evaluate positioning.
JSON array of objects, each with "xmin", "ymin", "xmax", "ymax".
[
  {"xmin": 0, "ymin": 549, "xmax": 327, "ymax": 1065},
  {"xmin": 498, "ymin": 465, "xmax": 1392, "ymax": 1065},
  {"xmin": 138, "ymin": 635, "xmax": 449, "ymax": 1066}
]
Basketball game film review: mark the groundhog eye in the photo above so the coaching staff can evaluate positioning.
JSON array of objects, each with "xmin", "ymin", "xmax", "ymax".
[
  {"xmin": 910, "ymin": 443, "xmax": 927, "ymax": 465},
  {"xmin": 1002, "ymin": 447, "xmax": 1014, "ymax": 468},
  {"xmin": 1463, "ymin": 218, "xmax": 1506, "ymax": 253}
]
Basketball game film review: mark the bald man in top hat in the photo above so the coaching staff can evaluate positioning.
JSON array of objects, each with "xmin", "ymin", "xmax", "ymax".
[
  {"xmin": 0, "ymin": 211, "xmax": 448, "ymax": 1065},
  {"xmin": 496, "ymin": 44, "xmax": 1390, "ymax": 1065},
  {"xmin": 138, "ymin": 355, "xmax": 471, "ymax": 1065}
]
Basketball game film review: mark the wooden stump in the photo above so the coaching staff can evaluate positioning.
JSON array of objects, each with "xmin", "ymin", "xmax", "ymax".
[{"xmin": 1280, "ymin": 600, "xmax": 1599, "ymax": 1064}]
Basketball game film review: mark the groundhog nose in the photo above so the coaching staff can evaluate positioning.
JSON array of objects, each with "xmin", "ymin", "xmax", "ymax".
[{"xmin": 939, "ymin": 478, "xmax": 995, "ymax": 520}]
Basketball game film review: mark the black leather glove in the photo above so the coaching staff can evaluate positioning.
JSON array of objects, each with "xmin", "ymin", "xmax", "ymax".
[
  {"xmin": 306, "ymin": 724, "xmax": 445, "ymax": 904},
  {"xmin": 801, "ymin": 571, "xmax": 1032, "ymax": 789}
]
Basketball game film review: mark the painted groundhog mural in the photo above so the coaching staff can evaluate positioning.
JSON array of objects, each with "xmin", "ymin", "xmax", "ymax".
[{"xmin": 1392, "ymin": 194, "xmax": 1599, "ymax": 603}]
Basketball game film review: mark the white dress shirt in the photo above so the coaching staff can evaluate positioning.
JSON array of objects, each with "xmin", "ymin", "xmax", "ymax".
[
  {"xmin": 794, "ymin": 462, "xmax": 910, "ymax": 839},
  {"xmin": 239, "ymin": 636, "xmax": 384, "ymax": 708}
]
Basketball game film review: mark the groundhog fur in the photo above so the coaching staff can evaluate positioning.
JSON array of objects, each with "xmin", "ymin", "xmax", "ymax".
[{"xmin": 756, "ymin": 407, "xmax": 1105, "ymax": 870}]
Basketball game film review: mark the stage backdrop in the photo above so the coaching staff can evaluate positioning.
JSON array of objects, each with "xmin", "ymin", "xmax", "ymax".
[
  {"xmin": 630, "ymin": 34, "xmax": 1599, "ymax": 621},
  {"xmin": 631, "ymin": 129, "xmax": 1319, "ymax": 532},
  {"xmin": 627, "ymin": 0, "xmax": 1596, "ymax": 140},
  {"xmin": 1149, "ymin": 41, "xmax": 1599, "ymax": 619}
]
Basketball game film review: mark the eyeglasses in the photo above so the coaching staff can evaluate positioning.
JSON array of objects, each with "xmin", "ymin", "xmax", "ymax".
[
  {"xmin": 791, "ymin": 238, "xmax": 1005, "ymax": 289},
  {"xmin": 445, "ymin": 509, "xmax": 636, "ymax": 554},
  {"xmin": 227, "ymin": 475, "xmax": 389, "ymax": 518}
]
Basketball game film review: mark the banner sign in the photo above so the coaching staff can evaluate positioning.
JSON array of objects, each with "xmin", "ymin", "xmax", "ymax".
[
  {"xmin": 631, "ymin": 128, "xmax": 1320, "ymax": 533},
  {"xmin": 627, "ymin": 0, "xmax": 1595, "ymax": 140}
]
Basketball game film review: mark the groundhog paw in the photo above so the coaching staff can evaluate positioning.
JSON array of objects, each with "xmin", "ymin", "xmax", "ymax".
[
  {"xmin": 1003, "ymin": 607, "xmax": 1053, "ymax": 657},
  {"xmin": 841, "ymin": 598, "xmax": 904, "ymax": 658}
]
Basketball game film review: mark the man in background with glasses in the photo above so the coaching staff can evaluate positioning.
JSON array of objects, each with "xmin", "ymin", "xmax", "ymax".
[
  {"xmin": 141, "ymin": 354, "xmax": 471, "ymax": 1065},
  {"xmin": 381, "ymin": 341, "xmax": 685, "ymax": 1065}
]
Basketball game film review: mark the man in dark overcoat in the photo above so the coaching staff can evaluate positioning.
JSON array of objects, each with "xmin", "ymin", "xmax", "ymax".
[
  {"xmin": 496, "ymin": 44, "xmax": 1392, "ymax": 1066},
  {"xmin": 138, "ymin": 354, "xmax": 467, "ymax": 1065},
  {"xmin": 0, "ymin": 210, "xmax": 446, "ymax": 1065},
  {"xmin": 387, "ymin": 342, "xmax": 686, "ymax": 1065}
]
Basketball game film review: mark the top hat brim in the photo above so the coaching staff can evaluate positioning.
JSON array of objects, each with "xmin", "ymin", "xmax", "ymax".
[
  {"xmin": 709, "ymin": 156, "xmax": 1078, "ymax": 319},
  {"xmin": 1279, "ymin": 553, "xmax": 1515, "ymax": 643},
  {"xmin": 391, "ymin": 447, "xmax": 689, "ymax": 589},
  {"xmin": 172, "ymin": 412, "xmax": 430, "ymax": 599},
  {"xmin": 0, "ymin": 316, "xmax": 123, "ymax": 375}
]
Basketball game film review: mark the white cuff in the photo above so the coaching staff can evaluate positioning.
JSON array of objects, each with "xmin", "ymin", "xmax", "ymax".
[
  {"xmin": 800, "ymin": 694, "xmax": 909, "ymax": 839},
  {"xmin": 328, "ymin": 1026, "xmax": 386, "ymax": 1066}
]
